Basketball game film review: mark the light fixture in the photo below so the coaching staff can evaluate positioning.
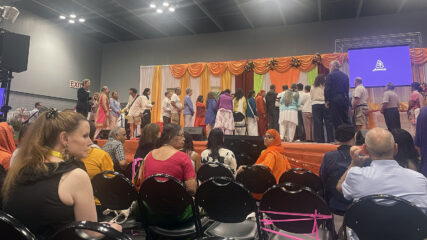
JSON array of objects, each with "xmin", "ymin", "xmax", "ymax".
[
  {"xmin": 78, "ymin": 18, "xmax": 85, "ymax": 22},
  {"xmin": 156, "ymin": 8, "xmax": 163, "ymax": 13},
  {"xmin": 59, "ymin": 15, "xmax": 66, "ymax": 19},
  {"xmin": 68, "ymin": 19, "xmax": 75, "ymax": 23},
  {"xmin": 168, "ymin": 7, "xmax": 175, "ymax": 12},
  {"xmin": 69, "ymin": 14, "xmax": 76, "ymax": 18},
  {"xmin": 163, "ymin": 2, "xmax": 169, "ymax": 7},
  {"xmin": 149, "ymin": 3, "xmax": 156, "ymax": 8}
]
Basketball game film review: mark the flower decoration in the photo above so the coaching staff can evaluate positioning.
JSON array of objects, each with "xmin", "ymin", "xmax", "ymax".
[
  {"xmin": 267, "ymin": 58, "xmax": 278, "ymax": 70},
  {"xmin": 312, "ymin": 53, "xmax": 322, "ymax": 65},
  {"xmin": 244, "ymin": 60, "xmax": 255, "ymax": 72},
  {"xmin": 290, "ymin": 57, "xmax": 301, "ymax": 68},
  {"xmin": 46, "ymin": 108, "xmax": 58, "ymax": 119}
]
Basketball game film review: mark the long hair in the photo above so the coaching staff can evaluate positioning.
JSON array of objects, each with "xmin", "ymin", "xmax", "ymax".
[
  {"xmin": 235, "ymin": 88, "xmax": 244, "ymax": 101},
  {"xmin": 283, "ymin": 83, "xmax": 299, "ymax": 106},
  {"xmin": 197, "ymin": 95, "xmax": 204, "ymax": 103},
  {"xmin": 135, "ymin": 123, "xmax": 160, "ymax": 158},
  {"xmin": 206, "ymin": 92, "xmax": 216, "ymax": 105},
  {"xmin": 143, "ymin": 88, "xmax": 150, "ymax": 99},
  {"xmin": 391, "ymin": 129, "xmax": 419, "ymax": 169},
  {"xmin": 207, "ymin": 128, "xmax": 224, "ymax": 161},
  {"xmin": 182, "ymin": 132, "xmax": 194, "ymax": 153},
  {"xmin": 247, "ymin": 90, "xmax": 255, "ymax": 99},
  {"xmin": 2, "ymin": 111, "xmax": 87, "ymax": 204},
  {"xmin": 159, "ymin": 124, "xmax": 182, "ymax": 146},
  {"xmin": 313, "ymin": 74, "xmax": 326, "ymax": 87}
]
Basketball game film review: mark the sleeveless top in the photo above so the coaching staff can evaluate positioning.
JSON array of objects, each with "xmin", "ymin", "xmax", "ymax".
[{"xmin": 3, "ymin": 159, "xmax": 85, "ymax": 239}]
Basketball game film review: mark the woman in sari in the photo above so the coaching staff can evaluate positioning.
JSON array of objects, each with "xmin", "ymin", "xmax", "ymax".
[
  {"xmin": 94, "ymin": 86, "xmax": 110, "ymax": 139},
  {"xmin": 408, "ymin": 82, "xmax": 424, "ymax": 136},
  {"xmin": 194, "ymin": 95, "xmax": 206, "ymax": 132},
  {"xmin": 0, "ymin": 122, "xmax": 16, "ymax": 170},
  {"xmin": 89, "ymin": 92, "xmax": 100, "ymax": 121}
]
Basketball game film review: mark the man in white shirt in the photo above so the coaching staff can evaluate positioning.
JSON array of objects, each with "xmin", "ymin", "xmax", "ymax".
[
  {"xmin": 352, "ymin": 77, "xmax": 369, "ymax": 130},
  {"xmin": 162, "ymin": 91, "xmax": 172, "ymax": 124},
  {"xmin": 300, "ymin": 86, "xmax": 313, "ymax": 141},
  {"xmin": 170, "ymin": 88, "xmax": 182, "ymax": 125},
  {"xmin": 124, "ymin": 88, "xmax": 143, "ymax": 139},
  {"xmin": 337, "ymin": 128, "xmax": 427, "ymax": 209},
  {"xmin": 276, "ymin": 85, "xmax": 288, "ymax": 131},
  {"xmin": 28, "ymin": 102, "xmax": 42, "ymax": 123}
]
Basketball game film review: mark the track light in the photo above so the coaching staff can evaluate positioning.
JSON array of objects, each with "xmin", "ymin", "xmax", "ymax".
[
  {"xmin": 156, "ymin": 8, "xmax": 163, "ymax": 13},
  {"xmin": 163, "ymin": 2, "xmax": 169, "ymax": 7},
  {"xmin": 149, "ymin": 3, "xmax": 156, "ymax": 8},
  {"xmin": 59, "ymin": 15, "xmax": 66, "ymax": 19},
  {"xmin": 168, "ymin": 7, "xmax": 175, "ymax": 12},
  {"xmin": 78, "ymin": 18, "xmax": 85, "ymax": 22},
  {"xmin": 69, "ymin": 14, "xmax": 76, "ymax": 18},
  {"xmin": 68, "ymin": 19, "xmax": 75, "ymax": 24}
]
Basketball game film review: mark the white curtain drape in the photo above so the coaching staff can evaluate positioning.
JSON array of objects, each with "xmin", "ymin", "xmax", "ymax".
[{"xmin": 140, "ymin": 66, "xmax": 155, "ymax": 95}]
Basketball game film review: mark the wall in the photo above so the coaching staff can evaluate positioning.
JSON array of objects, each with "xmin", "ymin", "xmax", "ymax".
[
  {"xmin": 101, "ymin": 10, "xmax": 427, "ymax": 98},
  {"xmin": 2, "ymin": 10, "xmax": 103, "ymax": 111}
]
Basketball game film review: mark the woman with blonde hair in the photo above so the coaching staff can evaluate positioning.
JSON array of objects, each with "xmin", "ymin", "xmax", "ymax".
[
  {"xmin": 2, "ymin": 110, "xmax": 121, "ymax": 238},
  {"xmin": 94, "ymin": 86, "xmax": 110, "ymax": 139}
]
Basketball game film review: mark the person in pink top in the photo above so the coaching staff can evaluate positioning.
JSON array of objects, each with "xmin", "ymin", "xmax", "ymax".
[
  {"xmin": 214, "ymin": 89, "xmax": 235, "ymax": 135},
  {"xmin": 136, "ymin": 123, "xmax": 196, "ymax": 194},
  {"xmin": 408, "ymin": 82, "xmax": 425, "ymax": 136}
]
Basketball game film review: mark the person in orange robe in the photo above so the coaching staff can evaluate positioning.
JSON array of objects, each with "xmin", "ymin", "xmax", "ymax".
[
  {"xmin": 194, "ymin": 95, "xmax": 206, "ymax": 134},
  {"xmin": 0, "ymin": 122, "xmax": 16, "ymax": 170},
  {"xmin": 256, "ymin": 90, "xmax": 268, "ymax": 136}
]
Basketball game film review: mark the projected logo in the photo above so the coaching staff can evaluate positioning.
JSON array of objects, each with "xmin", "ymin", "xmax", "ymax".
[{"xmin": 373, "ymin": 60, "xmax": 387, "ymax": 72}]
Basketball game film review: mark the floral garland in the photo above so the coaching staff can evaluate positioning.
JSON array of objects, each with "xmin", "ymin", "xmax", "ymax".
[
  {"xmin": 267, "ymin": 58, "xmax": 278, "ymax": 71},
  {"xmin": 290, "ymin": 57, "xmax": 301, "ymax": 68},
  {"xmin": 312, "ymin": 53, "xmax": 322, "ymax": 65},
  {"xmin": 244, "ymin": 60, "xmax": 255, "ymax": 72}
]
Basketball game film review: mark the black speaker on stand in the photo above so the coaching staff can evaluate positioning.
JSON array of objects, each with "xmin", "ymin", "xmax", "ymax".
[{"xmin": 184, "ymin": 127, "xmax": 205, "ymax": 141}]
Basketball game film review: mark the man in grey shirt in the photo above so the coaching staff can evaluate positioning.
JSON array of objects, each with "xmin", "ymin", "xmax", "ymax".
[{"xmin": 381, "ymin": 83, "xmax": 401, "ymax": 130}]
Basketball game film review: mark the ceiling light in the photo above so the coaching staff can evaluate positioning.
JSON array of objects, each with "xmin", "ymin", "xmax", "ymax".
[
  {"xmin": 78, "ymin": 18, "xmax": 85, "ymax": 22},
  {"xmin": 168, "ymin": 7, "xmax": 175, "ymax": 12},
  {"xmin": 156, "ymin": 8, "xmax": 163, "ymax": 13},
  {"xmin": 69, "ymin": 14, "xmax": 76, "ymax": 18},
  {"xmin": 149, "ymin": 3, "xmax": 156, "ymax": 8},
  {"xmin": 68, "ymin": 19, "xmax": 75, "ymax": 24},
  {"xmin": 59, "ymin": 15, "xmax": 66, "ymax": 19},
  {"xmin": 163, "ymin": 2, "xmax": 169, "ymax": 7}
]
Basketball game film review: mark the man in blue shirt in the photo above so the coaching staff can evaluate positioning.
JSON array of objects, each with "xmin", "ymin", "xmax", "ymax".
[{"xmin": 183, "ymin": 88, "xmax": 194, "ymax": 127}]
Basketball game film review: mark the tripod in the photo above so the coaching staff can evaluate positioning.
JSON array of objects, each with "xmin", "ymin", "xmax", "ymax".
[{"xmin": 0, "ymin": 69, "xmax": 13, "ymax": 122}]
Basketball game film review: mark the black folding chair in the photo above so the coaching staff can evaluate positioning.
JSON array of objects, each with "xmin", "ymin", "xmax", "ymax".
[
  {"xmin": 49, "ymin": 221, "xmax": 131, "ymax": 240},
  {"xmin": 342, "ymin": 194, "xmax": 427, "ymax": 240},
  {"xmin": 279, "ymin": 168, "xmax": 323, "ymax": 195},
  {"xmin": 224, "ymin": 135, "xmax": 265, "ymax": 167},
  {"xmin": 195, "ymin": 177, "xmax": 262, "ymax": 240},
  {"xmin": 138, "ymin": 174, "xmax": 207, "ymax": 239},
  {"xmin": 0, "ymin": 211, "xmax": 36, "ymax": 240},
  {"xmin": 236, "ymin": 165, "xmax": 276, "ymax": 194},
  {"xmin": 197, "ymin": 162, "xmax": 234, "ymax": 185},
  {"xmin": 260, "ymin": 183, "xmax": 336, "ymax": 240},
  {"xmin": 233, "ymin": 112, "xmax": 247, "ymax": 135}
]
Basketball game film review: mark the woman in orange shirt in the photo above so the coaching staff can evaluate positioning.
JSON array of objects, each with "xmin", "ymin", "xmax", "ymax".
[
  {"xmin": 0, "ymin": 122, "xmax": 15, "ymax": 170},
  {"xmin": 194, "ymin": 95, "xmax": 206, "ymax": 133}
]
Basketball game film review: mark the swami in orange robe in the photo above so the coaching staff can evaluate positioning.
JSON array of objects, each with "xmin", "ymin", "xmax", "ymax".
[
  {"xmin": 0, "ymin": 122, "xmax": 16, "ymax": 170},
  {"xmin": 194, "ymin": 101, "xmax": 206, "ymax": 133},
  {"xmin": 256, "ymin": 90, "xmax": 268, "ymax": 136}
]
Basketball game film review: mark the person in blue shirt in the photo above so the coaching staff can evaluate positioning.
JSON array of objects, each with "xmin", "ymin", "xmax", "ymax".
[
  {"xmin": 279, "ymin": 83, "xmax": 300, "ymax": 142},
  {"xmin": 109, "ymin": 91, "xmax": 121, "ymax": 128},
  {"xmin": 246, "ymin": 90, "xmax": 258, "ymax": 136},
  {"xmin": 205, "ymin": 92, "xmax": 217, "ymax": 137},
  {"xmin": 183, "ymin": 88, "xmax": 194, "ymax": 127}
]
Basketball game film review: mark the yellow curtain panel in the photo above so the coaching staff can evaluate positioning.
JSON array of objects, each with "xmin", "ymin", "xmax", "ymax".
[{"xmin": 151, "ymin": 65, "xmax": 162, "ymax": 123}]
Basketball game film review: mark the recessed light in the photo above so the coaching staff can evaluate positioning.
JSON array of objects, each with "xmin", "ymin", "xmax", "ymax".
[
  {"xmin": 156, "ymin": 8, "xmax": 163, "ymax": 13},
  {"xmin": 69, "ymin": 19, "xmax": 75, "ymax": 24},
  {"xmin": 163, "ymin": 2, "xmax": 169, "ymax": 7},
  {"xmin": 168, "ymin": 7, "xmax": 175, "ymax": 12},
  {"xmin": 149, "ymin": 3, "xmax": 156, "ymax": 8},
  {"xmin": 69, "ymin": 14, "xmax": 76, "ymax": 18},
  {"xmin": 79, "ymin": 18, "xmax": 85, "ymax": 22},
  {"xmin": 59, "ymin": 15, "xmax": 66, "ymax": 19}
]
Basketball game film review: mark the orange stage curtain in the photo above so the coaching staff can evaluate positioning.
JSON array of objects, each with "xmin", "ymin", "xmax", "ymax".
[
  {"xmin": 412, "ymin": 64, "xmax": 424, "ymax": 83},
  {"xmin": 200, "ymin": 67, "xmax": 210, "ymax": 99},
  {"xmin": 188, "ymin": 63, "xmax": 206, "ymax": 77},
  {"xmin": 227, "ymin": 61, "xmax": 246, "ymax": 75},
  {"xmin": 170, "ymin": 64, "xmax": 188, "ymax": 78},
  {"xmin": 410, "ymin": 48, "xmax": 427, "ymax": 64},
  {"xmin": 253, "ymin": 59, "xmax": 269, "ymax": 75},
  {"xmin": 298, "ymin": 55, "xmax": 316, "ymax": 72},
  {"xmin": 220, "ymin": 68, "xmax": 233, "ymax": 91},
  {"xmin": 321, "ymin": 53, "xmax": 348, "ymax": 68},
  {"xmin": 151, "ymin": 66, "xmax": 162, "ymax": 123},
  {"xmin": 269, "ymin": 68, "xmax": 300, "ymax": 89},
  {"xmin": 207, "ymin": 62, "xmax": 227, "ymax": 76},
  {"xmin": 179, "ymin": 71, "xmax": 190, "ymax": 126},
  {"xmin": 274, "ymin": 57, "xmax": 292, "ymax": 73}
]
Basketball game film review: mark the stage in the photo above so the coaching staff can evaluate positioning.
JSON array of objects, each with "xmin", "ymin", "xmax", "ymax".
[{"xmin": 97, "ymin": 139, "xmax": 338, "ymax": 175}]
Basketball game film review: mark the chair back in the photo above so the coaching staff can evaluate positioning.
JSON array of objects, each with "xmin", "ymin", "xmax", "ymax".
[
  {"xmin": 92, "ymin": 171, "xmax": 138, "ymax": 210},
  {"xmin": 236, "ymin": 165, "xmax": 276, "ymax": 194},
  {"xmin": 195, "ymin": 177, "xmax": 257, "ymax": 223},
  {"xmin": 197, "ymin": 162, "xmax": 234, "ymax": 183},
  {"xmin": 0, "ymin": 211, "xmax": 36, "ymax": 240},
  {"xmin": 260, "ymin": 183, "xmax": 333, "ymax": 234},
  {"xmin": 344, "ymin": 194, "xmax": 427, "ymax": 240},
  {"xmin": 49, "ymin": 221, "xmax": 131, "ymax": 240},
  {"xmin": 279, "ymin": 168, "xmax": 323, "ymax": 194},
  {"xmin": 224, "ymin": 135, "xmax": 265, "ymax": 167}
]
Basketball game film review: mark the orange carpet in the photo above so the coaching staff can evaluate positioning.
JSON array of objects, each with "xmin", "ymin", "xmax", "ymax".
[{"xmin": 97, "ymin": 140, "xmax": 338, "ymax": 175}]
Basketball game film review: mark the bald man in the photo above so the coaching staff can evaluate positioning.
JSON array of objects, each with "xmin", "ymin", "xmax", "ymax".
[{"xmin": 336, "ymin": 128, "xmax": 427, "ymax": 209}]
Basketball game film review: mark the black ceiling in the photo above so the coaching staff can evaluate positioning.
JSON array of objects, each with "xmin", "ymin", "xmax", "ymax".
[{"xmin": 4, "ymin": 0, "xmax": 427, "ymax": 43}]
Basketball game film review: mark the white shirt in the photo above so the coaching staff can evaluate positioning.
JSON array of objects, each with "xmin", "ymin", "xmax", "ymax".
[
  {"xmin": 141, "ymin": 95, "xmax": 153, "ymax": 111},
  {"xmin": 171, "ymin": 93, "xmax": 182, "ymax": 114},
  {"xmin": 297, "ymin": 91, "xmax": 304, "ymax": 110},
  {"xmin": 162, "ymin": 97, "xmax": 172, "ymax": 117},
  {"xmin": 300, "ymin": 92, "xmax": 312, "ymax": 113},
  {"xmin": 275, "ymin": 91, "xmax": 286, "ymax": 107},
  {"xmin": 201, "ymin": 148, "xmax": 237, "ymax": 175},
  {"xmin": 28, "ymin": 108, "xmax": 39, "ymax": 123},
  {"xmin": 353, "ymin": 84, "xmax": 368, "ymax": 106},
  {"xmin": 125, "ymin": 95, "xmax": 144, "ymax": 117},
  {"xmin": 342, "ymin": 160, "xmax": 427, "ymax": 208}
]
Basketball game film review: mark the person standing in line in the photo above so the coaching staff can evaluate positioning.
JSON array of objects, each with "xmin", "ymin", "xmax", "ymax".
[
  {"xmin": 194, "ymin": 95, "xmax": 206, "ymax": 133},
  {"xmin": 311, "ymin": 75, "xmax": 334, "ymax": 143},
  {"xmin": 408, "ymin": 82, "xmax": 425, "ymax": 136},
  {"xmin": 171, "ymin": 88, "xmax": 183, "ymax": 125},
  {"xmin": 109, "ymin": 91, "xmax": 121, "ymax": 128},
  {"xmin": 205, "ymin": 92, "xmax": 217, "ymax": 137},
  {"xmin": 265, "ymin": 85, "xmax": 279, "ymax": 131},
  {"xmin": 123, "ymin": 88, "xmax": 143, "ymax": 139},
  {"xmin": 162, "ymin": 91, "xmax": 172, "ymax": 124},
  {"xmin": 415, "ymin": 106, "xmax": 427, "ymax": 177},
  {"xmin": 214, "ymin": 89, "xmax": 234, "ymax": 135},
  {"xmin": 246, "ymin": 90, "xmax": 258, "ymax": 136},
  {"xmin": 276, "ymin": 85, "xmax": 288, "ymax": 132},
  {"xmin": 295, "ymin": 83, "xmax": 306, "ymax": 141},
  {"xmin": 301, "ymin": 85, "xmax": 313, "ymax": 141},
  {"xmin": 381, "ymin": 82, "xmax": 401, "ymax": 131},
  {"xmin": 76, "ymin": 79, "xmax": 91, "ymax": 118},
  {"xmin": 280, "ymin": 84, "xmax": 300, "ymax": 142},
  {"xmin": 94, "ymin": 86, "xmax": 110, "ymax": 139},
  {"xmin": 256, "ymin": 90, "xmax": 268, "ymax": 136},
  {"xmin": 141, "ymin": 88, "xmax": 154, "ymax": 129},
  {"xmin": 352, "ymin": 77, "xmax": 369, "ymax": 130},
  {"xmin": 233, "ymin": 88, "xmax": 247, "ymax": 135},
  {"xmin": 183, "ymin": 88, "xmax": 194, "ymax": 127},
  {"xmin": 325, "ymin": 60, "xmax": 350, "ymax": 129},
  {"xmin": 89, "ymin": 93, "xmax": 99, "ymax": 122},
  {"xmin": 28, "ymin": 102, "xmax": 42, "ymax": 124}
]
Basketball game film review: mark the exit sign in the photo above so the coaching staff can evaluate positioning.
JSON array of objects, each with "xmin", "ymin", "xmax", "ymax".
[{"xmin": 70, "ymin": 80, "xmax": 82, "ymax": 89}]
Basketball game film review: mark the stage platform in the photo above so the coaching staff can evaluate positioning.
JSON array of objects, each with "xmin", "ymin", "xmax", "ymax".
[{"xmin": 97, "ymin": 139, "xmax": 338, "ymax": 174}]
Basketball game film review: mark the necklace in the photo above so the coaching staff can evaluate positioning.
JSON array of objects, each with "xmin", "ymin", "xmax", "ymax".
[{"xmin": 50, "ymin": 150, "xmax": 64, "ymax": 159}]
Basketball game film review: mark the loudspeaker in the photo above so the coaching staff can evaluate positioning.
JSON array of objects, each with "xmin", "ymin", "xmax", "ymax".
[
  {"xmin": 224, "ymin": 135, "xmax": 265, "ymax": 167},
  {"xmin": 184, "ymin": 127, "xmax": 205, "ymax": 141},
  {"xmin": 0, "ymin": 31, "xmax": 30, "ymax": 73}
]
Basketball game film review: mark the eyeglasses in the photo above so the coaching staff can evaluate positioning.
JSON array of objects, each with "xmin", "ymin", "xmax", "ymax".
[{"xmin": 263, "ymin": 135, "xmax": 274, "ymax": 139}]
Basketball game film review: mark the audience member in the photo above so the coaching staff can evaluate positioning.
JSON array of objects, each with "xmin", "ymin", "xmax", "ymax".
[
  {"xmin": 280, "ymin": 83, "xmax": 300, "ymax": 142},
  {"xmin": 183, "ymin": 132, "xmax": 201, "ymax": 172},
  {"xmin": 352, "ymin": 77, "xmax": 369, "ymax": 130},
  {"xmin": 408, "ymin": 82, "xmax": 424, "ymax": 136},
  {"xmin": 102, "ymin": 127, "xmax": 128, "ymax": 173},
  {"xmin": 194, "ymin": 95, "xmax": 206, "ymax": 132},
  {"xmin": 391, "ymin": 128, "xmax": 419, "ymax": 171},
  {"xmin": 265, "ymin": 84, "xmax": 279, "ymax": 131},
  {"xmin": 233, "ymin": 88, "xmax": 247, "ymax": 135},
  {"xmin": 415, "ymin": 106, "xmax": 427, "ymax": 177},
  {"xmin": 201, "ymin": 128, "xmax": 237, "ymax": 175},
  {"xmin": 28, "ymin": 102, "xmax": 42, "ymax": 123},
  {"xmin": 109, "ymin": 91, "xmax": 121, "ymax": 128},
  {"xmin": 9, "ymin": 124, "xmax": 30, "ymax": 167},
  {"xmin": 311, "ymin": 75, "xmax": 334, "ymax": 143},
  {"xmin": 183, "ymin": 88, "xmax": 194, "ymax": 127},
  {"xmin": 76, "ymin": 78, "xmax": 91, "ymax": 117},
  {"xmin": 2, "ymin": 110, "xmax": 121, "ymax": 238},
  {"xmin": 295, "ymin": 83, "xmax": 305, "ymax": 141},
  {"xmin": 256, "ymin": 89, "xmax": 268, "ymax": 136},
  {"xmin": 162, "ymin": 91, "xmax": 172, "ymax": 124},
  {"xmin": 246, "ymin": 90, "xmax": 258, "ymax": 136},
  {"xmin": 171, "ymin": 88, "xmax": 183, "ymax": 125},
  {"xmin": 89, "ymin": 92, "xmax": 99, "ymax": 122},
  {"xmin": 0, "ymin": 122, "xmax": 15, "ymax": 170},
  {"xmin": 215, "ymin": 89, "xmax": 234, "ymax": 135},
  {"xmin": 205, "ymin": 92, "xmax": 217, "ymax": 137},
  {"xmin": 141, "ymin": 88, "xmax": 154, "ymax": 129},
  {"xmin": 124, "ymin": 88, "xmax": 143, "ymax": 139},
  {"xmin": 381, "ymin": 82, "xmax": 401, "ymax": 131},
  {"xmin": 300, "ymin": 85, "xmax": 313, "ymax": 141},
  {"xmin": 94, "ymin": 86, "xmax": 110, "ymax": 138},
  {"xmin": 134, "ymin": 123, "xmax": 161, "ymax": 160},
  {"xmin": 337, "ymin": 128, "xmax": 427, "ymax": 209}
]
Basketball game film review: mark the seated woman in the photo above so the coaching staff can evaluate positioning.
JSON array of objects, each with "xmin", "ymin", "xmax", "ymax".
[
  {"xmin": 2, "ymin": 110, "xmax": 121, "ymax": 239},
  {"xmin": 0, "ymin": 122, "xmax": 16, "ymax": 170},
  {"xmin": 201, "ymin": 128, "xmax": 237, "ymax": 175},
  {"xmin": 133, "ymin": 123, "xmax": 161, "ymax": 182},
  {"xmin": 238, "ymin": 129, "xmax": 291, "ymax": 182},
  {"xmin": 391, "ymin": 128, "xmax": 419, "ymax": 171},
  {"xmin": 183, "ymin": 132, "xmax": 201, "ymax": 172}
]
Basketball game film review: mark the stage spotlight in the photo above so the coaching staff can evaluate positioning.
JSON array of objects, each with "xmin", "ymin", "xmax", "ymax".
[
  {"xmin": 59, "ymin": 15, "xmax": 66, "ymax": 19},
  {"xmin": 163, "ymin": 2, "xmax": 169, "ymax": 7},
  {"xmin": 149, "ymin": 3, "xmax": 156, "ymax": 8},
  {"xmin": 68, "ymin": 19, "xmax": 75, "ymax": 24},
  {"xmin": 78, "ymin": 18, "xmax": 85, "ymax": 22},
  {"xmin": 168, "ymin": 7, "xmax": 175, "ymax": 12},
  {"xmin": 156, "ymin": 8, "xmax": 163, "ymax": 13},
  {"xmin": 69, "ymin": 14, "xmax": 76, "ymax": 18}
]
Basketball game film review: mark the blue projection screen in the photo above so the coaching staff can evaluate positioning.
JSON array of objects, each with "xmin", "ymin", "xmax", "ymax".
[
  {"xmin": 0, "ymin": 88, "xmax": 4, "ymax": 114},
  {"xmin": 348, "ymin": 45, "xmax": 413, "ymax": 87}
]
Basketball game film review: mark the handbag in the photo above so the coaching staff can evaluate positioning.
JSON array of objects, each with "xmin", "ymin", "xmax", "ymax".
[{"xmin": 125, "ymin": 95, "xmax": 139, "ymax": 116}]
